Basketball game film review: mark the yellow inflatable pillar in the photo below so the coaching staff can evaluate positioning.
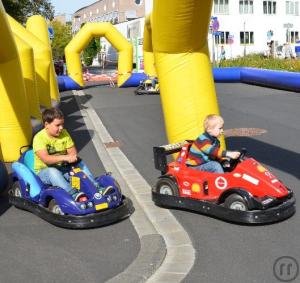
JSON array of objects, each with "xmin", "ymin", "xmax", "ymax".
[
  {"xmin": 26, "ymin": 15, "xmax": 60, "ymax": 104},
  {"xmin": 14, "ymin": 35, "xmax": 41, "ymax": 120},
  {"xmin": 8, "ymin": 15, "xmax": 52, "ymax": 108},
  {"xmin": 0, "ymin": 2, "xmax": 32, "ymax": 161},
  {"xmin": 152, "ymin": 0, "xmax": 225, "ymax": 147},
  {"xmin": 143, "ymin": 15, "xmax": 156, "ymax": 77},
  {"xmin": 65, "ymin": 22, "xmax": 133, "ymax": 87}
]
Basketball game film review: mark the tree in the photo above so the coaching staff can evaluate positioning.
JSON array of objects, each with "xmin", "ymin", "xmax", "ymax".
[
  {"xmin": 2, "ymin": 0, "xmax": 54, "ymax": 23},
  {"xmin": 51, "ymin": 21, "xmax": 72, "ymax": 61},
  {"xmin": 79, "ymin": 23, "xmax": 101, "ymax": 66},
  {"xmin": 82, "ymin": 38, "xmax": 101, "ymax": 66}
]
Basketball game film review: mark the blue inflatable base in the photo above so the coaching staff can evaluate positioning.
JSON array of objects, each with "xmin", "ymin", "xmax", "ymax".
[
  {"xmin": 57, "ymin": 68, "xmax": 300, "ymax": 93},
  {"xmin": 120, "ymin": 73, "xmax": 148, "ymax": 87},
  {"xmin": 57, "ymin": 76, "xmax": 82, "ymax": 91},
  {"xmin": 213, "ymin": 67, "xmax": 300, "ymax": 92}
]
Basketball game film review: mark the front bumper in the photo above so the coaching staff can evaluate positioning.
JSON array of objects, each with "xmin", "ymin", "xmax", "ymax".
[
  {"xmin": 9, "ymin": 194, "xmax": 134, "ymax": 229},
  {"xmin": 152, "ymin": 191, "xmax": 295, "ymax": 224}
]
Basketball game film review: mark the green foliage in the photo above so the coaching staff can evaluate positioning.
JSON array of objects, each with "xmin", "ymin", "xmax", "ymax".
[
  {"xmin": 217, "ymin": 54, "xmax": 300, "ymax": 72},
  {"xmin": 51, "ymin": 21, "xmax": 72, "ymax": 61},
  {"xmin": 2, "ymin": 0, "xmax": 54, "ymax": 23},
  {"xmin": 82, "ymin": 38, "xmax": 101, "ymax": 66}
]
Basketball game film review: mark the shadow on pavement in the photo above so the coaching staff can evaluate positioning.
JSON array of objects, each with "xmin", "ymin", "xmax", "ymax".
[
  {"xmin": 0, "ymin": 195, "xmax": 11, "ymax": 216},
  {"xmin": 227, "ymin": 137, "xmax": 300, "ymax": 180},
  {"xmin": 59, "ymin": 94, "xmax": 95, "ymax": 153}
]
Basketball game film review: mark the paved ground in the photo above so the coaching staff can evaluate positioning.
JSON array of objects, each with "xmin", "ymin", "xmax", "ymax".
[
  {"xmin": 80, "ymin": 82, "xmax": 300, "ymax": 283},
  {"xmin": 0, "ymin": 82, "xmax": 299, "ymax": 283},
  {"xmin": 0, "ymin": 93, "xmax": 140, "ymax": 283}
]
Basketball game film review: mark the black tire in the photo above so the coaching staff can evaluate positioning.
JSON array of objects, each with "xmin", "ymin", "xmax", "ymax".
[
  {"xmin": 134, "ymin": 85, "xmax": 143, "ymax": 95},
  {"xmin": 224, "ymin": 193, "xmax": 248, "ymax": 211},
  {"xmin": 155, "ymin": 178, "xmax": 179, "ymax": 196},
  {"xmin": 12, "ymin": 181, "xmax": 22, "ymax": 198},
  {"xmin": 48, "ymin": 199, "xmax": 64, "ymax": 215}
]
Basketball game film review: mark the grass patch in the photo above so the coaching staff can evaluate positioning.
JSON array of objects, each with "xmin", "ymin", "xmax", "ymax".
[{"xmin": 216, "ymin": 54, "xmax": 300, "ymax": 72}]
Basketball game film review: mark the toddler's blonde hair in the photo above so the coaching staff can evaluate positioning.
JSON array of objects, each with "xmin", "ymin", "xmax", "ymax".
[{"xmin": 203, "ymin": 114, "xmax": 224, "ymax": 131}]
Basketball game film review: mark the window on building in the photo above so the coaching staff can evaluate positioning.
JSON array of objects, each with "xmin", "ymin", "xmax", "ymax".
[
  {"xmin": 214, "ymin": 0, "xmax": 229, "ymax": 14},
  {"xmin": 215, "ymin": 31, "xmax": 230, "ymax": 44},
  {"xmin": 286, "ymin": 1, "xmax": 299, "ymax": 15},
  {"xmin": 240, "ymin": 31, "xmax": 254, "ymax": 44},
  {"xmin": 239, "ymin": 0, "xmax": 254, "ymax": 13},
  {"xmin": 263, "ymin": 1, "xmax": 276, "ymax": 14},
  {"xmin": 287, "ymin": 30, "xmax": 299, "ymax": 43}
]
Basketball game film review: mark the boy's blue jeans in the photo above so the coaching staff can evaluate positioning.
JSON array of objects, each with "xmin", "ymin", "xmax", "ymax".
[
  {"xmin": 38, "ymin": 161, "xmax": 96, "ymax": 192},
  {"xmin": 194, "ymin": 161, "xmax": 224, "ymax": 174}
]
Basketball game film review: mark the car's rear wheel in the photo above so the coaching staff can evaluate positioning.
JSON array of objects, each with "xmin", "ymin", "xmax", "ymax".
[
  {"xmin": 224, "ymin": 193, "xmax": 248, "ymax": 211},
  {"xmin": 12, "ymin": 181, "xmax": 22, "ymax": 197},
  {"xmin": 48, "ymin": 199, "xmax": 64, "ymax": 215},
  {"xmin": 155, "ymin": 178, "xmax": 179, "ymax": 196}
]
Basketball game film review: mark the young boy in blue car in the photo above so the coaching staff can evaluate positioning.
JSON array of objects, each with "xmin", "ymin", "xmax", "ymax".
[
  {"xmin": 187, "ymin": 114, "xmax": 240, "ymax": 173},
  {"xmin": 33, "ymin": 108, "xmax": 93, "ymax": 201}
]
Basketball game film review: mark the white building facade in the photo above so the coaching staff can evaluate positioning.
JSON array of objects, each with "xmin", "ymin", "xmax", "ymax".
[
  {"xmin": 210, "ymin": 0, "xmax": 300, "ymax": 60},
  {"xmin": 71, "ymin": 0, "xmax": 300, "ymax": 65}
]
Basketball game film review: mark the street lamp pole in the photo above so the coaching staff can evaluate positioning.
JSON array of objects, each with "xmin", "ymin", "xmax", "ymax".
[{"xmin": 243, "ymin": 21, "xmax": 246, "ymax": 56}]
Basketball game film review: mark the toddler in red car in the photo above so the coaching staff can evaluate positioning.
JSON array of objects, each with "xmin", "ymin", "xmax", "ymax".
[{"xmin": 186, "ymin": 114, "xmax": 240, "ymax": 173}]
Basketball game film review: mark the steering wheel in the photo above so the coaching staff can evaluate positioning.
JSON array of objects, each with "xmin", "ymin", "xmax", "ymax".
[
  {"xmin": 221, "ymin": 148, "xmax": 247, "ymax": 172},
  {"xmin": 61, "ymin": 156, "xmax": 82, "ymax": 168},
  {"xmin": 228, "ymin": 148, "xmax": 247, "ymax": 171}
]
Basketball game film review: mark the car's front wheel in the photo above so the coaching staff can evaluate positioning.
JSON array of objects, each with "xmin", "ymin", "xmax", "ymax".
[
  {"xmin": 155, "ymin": 178, "xmax": 179, "ymax": 196},
  {"xmin": 224, "ymin": 193, "xmax": 248, "ymax": 211},
  {"xmin": 48, "ymin": 199, "xmax": 64, "ymax": 215}
]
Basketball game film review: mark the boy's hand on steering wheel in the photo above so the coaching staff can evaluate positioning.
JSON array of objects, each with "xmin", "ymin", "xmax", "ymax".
[
  {"xmin": 65, "ymin": 154, "xmax": 78, "ymax": 164},
  {"xmin": 226, "ymin": 151, "xmax": 241, "ymax": 160}
]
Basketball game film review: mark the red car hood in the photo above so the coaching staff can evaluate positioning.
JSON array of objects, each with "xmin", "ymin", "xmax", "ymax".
[{"xmin": 234, "ymin": 158, "xmax": 289, "ymax": 198}]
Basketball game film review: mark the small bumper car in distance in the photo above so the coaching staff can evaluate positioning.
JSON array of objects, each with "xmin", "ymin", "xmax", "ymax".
[{"xmin": 134, "ymin": 78, "xmax": 160, "ymax": 95}]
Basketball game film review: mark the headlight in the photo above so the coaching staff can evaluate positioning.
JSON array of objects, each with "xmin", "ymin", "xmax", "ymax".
[
  {"xmin": 261, "ymin": 196, "xmax": 275, "ymax": 205},
  {"xmin": 114, "ymin": 180, "xmax": 122, "ymax": 194},
  {"xmin": 79, "ymin": 203, "xmax": 87, "ymax": 210},
  {"xmin": 112, "ymin": 195, "xmax": 118, "ymax": 201},
  {"xmin": 107, "ymin": 196, "xmax": 112, "ymax": 202},
  {"xmin": 87, "ymin": 201, "xmax": 93, "ymax": 208}
]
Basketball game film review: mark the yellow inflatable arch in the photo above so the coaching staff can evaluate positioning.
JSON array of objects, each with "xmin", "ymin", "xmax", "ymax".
[
  {"xmin": 150, "ymin": 0, "xmax": 225, "ymax": 147},
  {"xmin": 143, "ymin": 15, "xmax": 156, "ymax": 77},
  {"xmin": 8, "ymin": 15, "xmax": 55, "ymax": 108},
  {"xmin": 26, "ymin": 15, "xmax": 60, "ymax": 105},
  {"xmin": 0, "ymin": 2, "xmax": 32, "ymax": 161},
  {"xmin": 65, "ymin": 22, "xmax": 133, "ymax": 87}
]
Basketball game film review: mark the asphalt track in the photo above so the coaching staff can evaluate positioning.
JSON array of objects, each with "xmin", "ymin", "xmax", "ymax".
[{"xmin": 0, "ymin": 82, "xmax": 299, "ymax": 283}]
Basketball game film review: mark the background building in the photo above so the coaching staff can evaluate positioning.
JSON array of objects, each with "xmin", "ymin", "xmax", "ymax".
[
  {"xmin": 53, "ymin": 14, "xmax": 67, "ymax": 25},
  {"xmin": 70, "ymin": 0, "xmax": 300, "ymax": 67},
  {"xmin": 210, "ymin": 0, "xmax": 300, "ymax": 60},
  {"xmin": 72, "ymin": 0, "xmax": 148, "ymax": 34}
]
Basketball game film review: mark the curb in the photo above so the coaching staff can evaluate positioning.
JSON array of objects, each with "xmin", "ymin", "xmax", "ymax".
[{"xmin": 73, "ymin": 90, "xmax": 195, "ymax": 282}]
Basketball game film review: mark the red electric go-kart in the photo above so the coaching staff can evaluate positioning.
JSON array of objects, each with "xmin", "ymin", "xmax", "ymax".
[{"xmin": 152, "ymin": 141, "xmax": 296, "ymax": 224}]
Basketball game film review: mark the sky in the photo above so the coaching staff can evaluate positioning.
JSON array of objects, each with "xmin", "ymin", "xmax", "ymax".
[{"xmin": 50, "ymin": 0, "xmax": 97, "ymax": 16}]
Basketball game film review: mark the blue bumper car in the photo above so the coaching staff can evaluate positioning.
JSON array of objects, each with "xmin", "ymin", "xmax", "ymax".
[{"xmin": 9, "ymin": 149, "xmax": 134, "ymax": 229}]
